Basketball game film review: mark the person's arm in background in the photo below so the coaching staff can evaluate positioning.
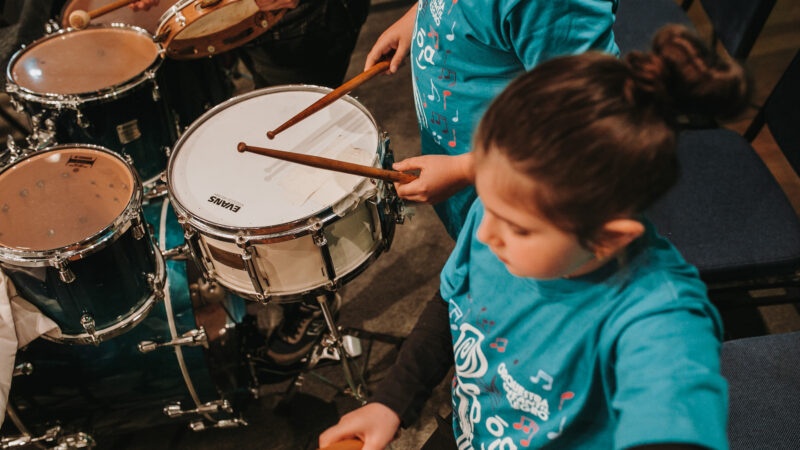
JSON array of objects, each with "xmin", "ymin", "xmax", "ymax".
[{"xmin": 319, "ymin": 291, "xmax": 454, "ymax": 450}]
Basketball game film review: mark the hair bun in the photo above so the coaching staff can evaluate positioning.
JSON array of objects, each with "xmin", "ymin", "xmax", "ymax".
[{"xmin": 623, "ymin": 24, "xmax": 750, "ymax": 119}]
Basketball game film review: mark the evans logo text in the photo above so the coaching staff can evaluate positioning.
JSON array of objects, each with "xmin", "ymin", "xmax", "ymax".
[{"xmin": 208, "ymin": 195, "xmax": 242, "ymax": 213}]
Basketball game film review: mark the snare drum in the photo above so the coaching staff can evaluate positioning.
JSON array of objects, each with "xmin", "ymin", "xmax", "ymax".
[
  {"xmin": 4, "ymin": 25, "xmax": 176, "ymax": 186},
  {"xmin": 167, "ymin": 86, "xmax": 400, "ymax": 302},
  {"xmin": 156, "ymin": 0, "xmax": 286, "ymax": 59},
  {"xmin": 0, "ymin": 145, "xmax": 165, "ymax": 344}
]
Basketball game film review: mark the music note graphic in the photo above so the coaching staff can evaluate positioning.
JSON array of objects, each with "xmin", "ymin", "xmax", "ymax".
[
  {"xmin": 512, "ymin": 416, "xmax": 538, "ymax": 447},
  {"xmin": 438, "ymin": 50, "xmax": 458, "ymax": 86},
  {"xmin": 443, "ymin": 90, "xmax": 451, "ymax": 110},
  {"xmin": 489, "ymin": 337, "xmax": 507, "ymax": 353},
  {"xmin": 427, "ymin": 79, "xmax": 440, "ymax": 101},
  {"xmin": 448, "ymin": 129, "xmax": 456, "ymax": 147},
  {"xmin": 448, "ymin": 0, "xmax": 458, "ymax": 15},
  {"xmin": 431, "ymin": 112, "xmax": 449, "ymax": 134},
  {"xmin": 547, "ymin": 417, "xmax": 567, "ymax": 440},
  {"xmin": 558, "ymin": 392, "xmax": 575, "ymax": 410},
  {"xmin": 446, "ymin": 21, "xmax": 456, "ymax": 41},
  {"xmin": 452, "ymin": 109, "xmax": 459, "ymax": 123},
  {"xmin": 529, "ymin": 369, "xmax": 553, "ymax": 391},
  {"xmin": 428, "ymin": 26, "xmax": 439, "ymax": 49}
]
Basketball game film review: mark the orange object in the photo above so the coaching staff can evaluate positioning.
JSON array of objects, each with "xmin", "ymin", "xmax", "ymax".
[{"xmin": 318, "ymin": 439, "xmax": 364, "ymax": 450}]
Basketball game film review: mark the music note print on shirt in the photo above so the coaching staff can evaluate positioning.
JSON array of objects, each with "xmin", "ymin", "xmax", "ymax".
[{"xmin": 512, "ymin": 415, "xmax": 539, "ymax": 447}]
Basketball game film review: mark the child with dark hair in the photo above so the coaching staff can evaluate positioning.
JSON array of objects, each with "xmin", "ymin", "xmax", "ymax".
[{"xmin": 319, "ymin": 25, "xmax": 748, "ymax": 450}]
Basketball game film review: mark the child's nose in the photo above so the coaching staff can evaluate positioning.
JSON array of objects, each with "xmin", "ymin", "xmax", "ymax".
[{"xmin": 477, "ymin": 216, "xmax": 499, "ymax": 247}]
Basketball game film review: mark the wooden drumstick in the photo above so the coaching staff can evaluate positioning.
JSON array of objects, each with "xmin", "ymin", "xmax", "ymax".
[
  {"xmin": 237, "ymin": 142, "xmax": 418, "ymax": 184},
  {"xmin": 317, "ymin": 439, "xmax": 364, "ymax": 450},
  {"xmin": 68, "ymin": 0, "xmax": 138, "ymax": 29},
  {"xmin": 267, "ymin": 60, "xmax": 391, "ymax": 140}
]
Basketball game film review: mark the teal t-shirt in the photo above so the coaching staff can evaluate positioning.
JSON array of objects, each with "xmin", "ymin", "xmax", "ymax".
[
  {"xmin": 440, "ymin": 200, "xmax": 728, "ymax": 449},
  {"xmin": 411, "ymin": 0, "xmax": 619, "ymax": 238}
]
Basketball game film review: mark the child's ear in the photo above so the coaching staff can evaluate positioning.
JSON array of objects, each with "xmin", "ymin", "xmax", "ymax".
[{"xmin": 593, "ymin": 219, "xmax": 645, "ymax": 259}]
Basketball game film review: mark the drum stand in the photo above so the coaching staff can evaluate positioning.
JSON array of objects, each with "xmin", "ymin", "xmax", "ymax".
[{"xmin": 277, "ymin": 291, "xmax": 404, "ymax": 406}]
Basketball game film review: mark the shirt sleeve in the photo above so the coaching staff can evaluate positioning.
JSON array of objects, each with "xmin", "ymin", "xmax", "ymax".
[
  {"xmin": 369, "ymin": 291, "xmax": 454, "ymax": 427},
  {"xmin": 502, "ymin": 0, "xmax": 619, "ymax": 69},
  {"xmin": 611, "ymin": 303, "xmax": 728, "ymax": 450}
]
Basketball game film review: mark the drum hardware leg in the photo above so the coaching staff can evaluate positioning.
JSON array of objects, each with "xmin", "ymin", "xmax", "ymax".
[
  {"xmin": 188, "ymin": 417, "xmax": 248, "ymax": 432},
  {"xmin": 80, "ymin": 314, "xmax": 99, "ymax": 346},
  {"xmin": 12, "ymin": 362, "xmax": 33, "ymax": 377},
  {"xmin": 138, "ymin": 326, "xmax": 208, "ymax": 353},
  {"xmin": 162, "ymin": 243, "xmax": 189, "ymax": 261},
  {"xmin": 163, "ymin": 399, "xmax": 232, "ymax": 419},
  {"xmin": 316, "ymin": 294, "xmax": 367, "ymax": 404}
]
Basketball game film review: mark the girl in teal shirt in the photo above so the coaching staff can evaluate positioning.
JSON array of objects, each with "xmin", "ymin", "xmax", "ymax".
[{"xmin": 320, "ymin": 25, "xmax": 749, "ymax": 450}]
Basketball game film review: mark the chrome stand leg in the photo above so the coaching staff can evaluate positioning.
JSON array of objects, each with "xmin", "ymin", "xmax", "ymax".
[{"xmin": 316, "ymin": 292, "xmax": 367, "ymax": 404}]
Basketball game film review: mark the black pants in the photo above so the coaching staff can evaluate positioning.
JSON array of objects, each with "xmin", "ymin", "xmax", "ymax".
[{"xmin": 237, "ymin": 0, "xmax": 370, "ymax": 89}]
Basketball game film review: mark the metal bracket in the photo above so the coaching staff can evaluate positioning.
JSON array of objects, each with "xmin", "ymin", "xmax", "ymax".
[
  {"xmin": 138, "ymin": 327, "xmax": 207, "ymax": 353},
  {"xmin": 1, "ymin": 426, "xmax": 94, "ymax": 449},
  {"xmin": 188, "ymin": 417, "xmax": 248, "ymax": 431},
  {"xmin": 163, "ymin": 399, "xmax": 232, "ymax": 419}
]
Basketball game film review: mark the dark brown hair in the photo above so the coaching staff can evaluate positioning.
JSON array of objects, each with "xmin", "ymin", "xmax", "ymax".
[{"xmin": 474, "ymin": 25, "xmax": 749, "ymax": 248}]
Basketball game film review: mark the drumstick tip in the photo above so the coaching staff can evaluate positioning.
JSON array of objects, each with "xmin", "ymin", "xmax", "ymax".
[
  {"xmin": 266, "ymin": 131, "xmax": 276, "ymax": 139},
  {"xmin": 68, "ymin": 10, "xmax": 91, "ymax": 29},
  {"xmin": 237, "ymin": 142, "xmax": 247, "ymax": 153}
]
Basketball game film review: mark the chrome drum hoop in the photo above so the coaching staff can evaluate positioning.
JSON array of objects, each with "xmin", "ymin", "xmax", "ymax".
[
  {"xmin": 0, "ymin": 144, "xmax": 144, "ymax": 266},
  {"xmin": 4, "ymin": 24, "xmax": 165, "ymax": 108}
]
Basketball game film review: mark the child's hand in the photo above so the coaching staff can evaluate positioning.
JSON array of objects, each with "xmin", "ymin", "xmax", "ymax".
[
  {"xmin": 393, "ymin": 153, "xmax": 475, "ymax": 204},
  {"xmin": 318, "ymin": 403, "xmax": 401, "ymax": 450},
  {"xmin": 364, "ymin": 4, "xmax": 417, "ymax": 74}
]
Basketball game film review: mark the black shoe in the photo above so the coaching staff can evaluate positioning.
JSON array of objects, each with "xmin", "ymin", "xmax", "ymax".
[{"xmin": 266, "ymin": 294, "xmax": 341, "ymax": 366}]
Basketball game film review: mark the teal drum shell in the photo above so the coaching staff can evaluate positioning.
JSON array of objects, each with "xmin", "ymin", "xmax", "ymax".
[{"xmin": 2, "ymin": 199, "xmax": 248, "ymax": 439}]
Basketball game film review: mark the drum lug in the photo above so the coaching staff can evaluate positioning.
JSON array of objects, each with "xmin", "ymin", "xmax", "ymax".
[
  {"xmin": 6, "ymin": 93, "xmax": 23, "ymax": 112},
  {"xmin": 123, "ymin": 153, "xmax": 135, "ymax": 167},
  {"xmin": 236, "ymin": 235, "xmax": 270, "ymax": 301},
  {"xmin": 75, "ymin": 109, "xmax": 90, "ymax": 129},
  {"xmin": 163, "ymin": 398, "xmax": 232, "ymax": 419},
  {"xmin": 146, "ymin": 272, "xmax": 165, "ymax": 300},
  {"xmin": 51, "ymin": 257, "xmax": 75, "ymax": 283},
  {"xmin": 138, "ymin": 326, "xmax": 208, "ymax": 353},
  {"xmin": 12, "ymin": 362, "xmax": 33, "ymax": 377},
  {"xmin": 131, "ymin": 215, "xmax": 146, "ymax": 240},
  {"xmin": 44, "ymin": 19, "xmax": 61, "ymax": 34},
  {"xmin": 176, "ymin": 11, "xmax": 186, "ymax": 26},
  {"xmin": 80, "ymin": 314, "xmax": 99, "ymax": 345}
]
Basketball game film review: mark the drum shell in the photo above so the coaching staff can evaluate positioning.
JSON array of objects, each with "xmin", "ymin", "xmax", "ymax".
[
  {"xmin": 2, "ymin": 200, "xmax": 248, "ymax": 438},
  {"xmin": 0, "ymin": 215, "xmax": 158, "ymax": 336}
]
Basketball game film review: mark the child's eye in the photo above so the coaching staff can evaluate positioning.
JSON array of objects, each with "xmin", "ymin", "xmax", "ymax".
[{"xmin": 509, "ymin": 225, "xmax": 531, "ymax": 236}]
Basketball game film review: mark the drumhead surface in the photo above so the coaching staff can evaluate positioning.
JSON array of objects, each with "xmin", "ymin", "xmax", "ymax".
[
  {"xmin": 61, "ymin": 0, "xmax": 171, "ymax": 34},
  {"xmin": 11, "ymin": 27, "xmax": 159, "ymax": 95},
  {"xmin": 169, "ymin": 88, "xmax": 380, "ymax": 228},
  {"xmin": 176, "ymin": 1, "xmax": 259, "ymax": 40},
  {"xmin": 0, "ymin": 148, "xmax": 135, "ymax": 250}
]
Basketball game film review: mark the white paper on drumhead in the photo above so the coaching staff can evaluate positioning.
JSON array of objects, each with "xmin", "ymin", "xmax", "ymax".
[{"xmin": 169, "ymin": 89, "xmax": 380, "ymax": 228}]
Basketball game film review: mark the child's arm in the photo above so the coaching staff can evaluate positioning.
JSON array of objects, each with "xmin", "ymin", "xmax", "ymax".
[
  {"xmin": 364, "ymin": 3, "xmax": 417, "ymax": 73},
  {"xmin": 320, "ymin": 292, "xmax": 454, "ymax": 446},
  {"xmin": 392, "ymin": 152, "xmax": 475, "ymax": 204}
]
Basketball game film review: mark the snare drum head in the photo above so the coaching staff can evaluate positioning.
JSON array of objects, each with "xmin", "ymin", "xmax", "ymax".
[
  {"xmin": 61, "ymin": 0, "xmax": 172, "ymax": 34},
  {"xmin": 168, "ymin": 87, "xmax": 380, "ymax": 229},
  {"xmin": 0, "ymin": 147, "xmax": 135, "ymax": 251},
  {"xmin": 10, "ymin": 27, "xmax": 159, "ymax": 95}
]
